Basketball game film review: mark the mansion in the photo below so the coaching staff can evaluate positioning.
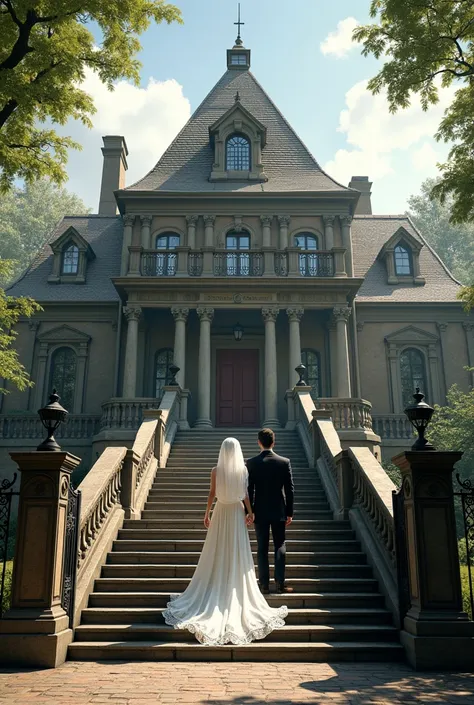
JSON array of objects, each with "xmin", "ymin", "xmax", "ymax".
[{"xmin": 2, "ymin": 38, "xmax": 473, "ymax": 474}]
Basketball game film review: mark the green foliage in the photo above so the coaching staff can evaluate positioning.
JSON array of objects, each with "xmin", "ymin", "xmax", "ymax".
[
  {"xmin": 354, "ymin": 1, "xmax": 474, "ymax": 224},
  {"xmin": 0, "ymin": 259, "xmax": 41, "ymax": 393},
  {"xmin": 0, "ymin": 179, "xmax": 89, "ymax": 283},
  {"xmin": 458, "ymin": 285, "xmax": 474, "ymax": 312},
  {"xmin": 0, "ymin": 0, "xmax": 182, "ymax": 190},
  {"xmin": 407, "ymin": 178, "xmax": 474, "ymax": 285},
  {"xmin": 381, "ymin": 460, "xmax": 401, "ymax": 489},
  {"xmin": 1, "ymin": 561, "xmax": 13, "ymax": 616},
  {"xmin": 458, "ymin": 538, "xmax": 474, "ymax": 567},
  {"xmin": 428, "ymin": 385, "xmax": 474, "ymax": 482},
  {"xmin": 460, "ymin": 565, "xmax": 473, "ymax": 619}
]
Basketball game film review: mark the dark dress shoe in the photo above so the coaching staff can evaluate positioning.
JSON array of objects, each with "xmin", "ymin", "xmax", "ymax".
[
  {"xmin": 276, "ymin": 583, "xmax": 293, "ymax": 594},
  {"xmin": 259, "ymin": 584, "xmax": 270, "ymax": 595}
]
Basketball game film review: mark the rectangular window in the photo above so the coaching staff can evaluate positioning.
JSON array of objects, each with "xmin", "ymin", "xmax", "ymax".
[{"xmin": 230, "ymin": 54, "xmax": 247, "ymax": 65}]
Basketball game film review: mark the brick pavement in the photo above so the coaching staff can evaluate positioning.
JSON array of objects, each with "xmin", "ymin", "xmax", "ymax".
[{"xmin": 0, "ymin": 662, "xmax": 473, "ymax": 705}]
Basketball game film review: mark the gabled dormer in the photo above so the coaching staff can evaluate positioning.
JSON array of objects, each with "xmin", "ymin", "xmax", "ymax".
[
  {"xmin": 209, "ymin": 97, "xmax": 267, "ymax": 182},
  {"xmin": 378, "ymin": 226, "xmax": 425, "ymax": 286},
  {"xmin": 48, "ymin": 226, "xmax": 95, "ymax": 284}
]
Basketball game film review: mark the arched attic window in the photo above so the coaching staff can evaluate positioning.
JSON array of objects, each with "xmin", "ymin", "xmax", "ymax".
[
  {"xmin": 394, "ymin": 243, "xmax": 413, "ymax": 276},
  {"xmin": 226, "ymin": 134, "xmax": 251, "ymax": 171},
  {"xmin": 61, "ymin": 243, "xmax": 79, "ymax": 274},
  {"xmin": 400, "ymin": 347, "xmax": 428, "ymax": 407}
]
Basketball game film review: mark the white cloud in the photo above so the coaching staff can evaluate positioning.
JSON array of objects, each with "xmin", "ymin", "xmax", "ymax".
[
  {"xmin": 320, "ymin": 17, "xmax": 360, "ymax": 59},
  {"xmin": 324, "ymin": 79, "xmax": 454, "ymax": 187},
  {"xmin": 62, "ymin": 69, "xmax": 191, "ymax": 209}
]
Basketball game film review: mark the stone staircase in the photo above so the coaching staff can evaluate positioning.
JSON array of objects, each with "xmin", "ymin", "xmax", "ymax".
[{"xmin": 69, "ymin": 429, "xmax": 403, "ymax": 661}]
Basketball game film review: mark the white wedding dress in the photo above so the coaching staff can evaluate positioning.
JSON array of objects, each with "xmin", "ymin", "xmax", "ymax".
[{"xmin": 162, "ymin": 437, "xmax": 288, "ymax": 645}]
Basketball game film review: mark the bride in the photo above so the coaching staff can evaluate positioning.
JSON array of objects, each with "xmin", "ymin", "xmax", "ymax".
[{"xmin": 163, "ymin": 437, "xmax": 288, "ymax": 645}]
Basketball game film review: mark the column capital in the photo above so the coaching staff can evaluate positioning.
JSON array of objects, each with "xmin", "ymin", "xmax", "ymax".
[
  {"xmin": 186, "ymin": 214, "xmax": 198, "ymax": 225},
  {"xmin": 28, "ymin": 320, "xmax": 40, "ymax": 333},
  {"xmin": 277, "ymin": 215, "xmax": 291, "ymax": 226},
  {"xmin": 123, "ymin": 213, "xmax": 135, "ymax": 227},
  {"xmin": 260, "ymin": 214, "xmax": 273, "ymax": 226},
  {"xmin": 333, "ymin": 306, "xmax": 352, "ymax": 323},
  {"xmin": 203, "ymin": 214, "xmax": 216, "ymax": 226},
  {"xmin": 140, "ymin": 214, "xmax": 152, "ymax": 227},
  {"xmin": 286, "ymin": 308, "xmax": 304, "ymax": 323},
  {"xmin": 462, "ymin": 321, "xmax": 474, "ymax": 332},
  {"xmin": 339, "ymin": 215, "xmax": 353, "ymax": 227},
  {"xmin": 197, "ymin": 307, "xmax": 214, "ymax": 323},
  {"xmin": 171, "ymin": 307, "xmax": 189, "ymax": 322},
  {"xmin": 437, "ymin": 322, "xmax": 449, "ymax": 333},
  {"xmin": 262, "ymin": 307, "xmax": 280, "ymax": 323},
  {"xmin": 323, "ymin": 214, "xmax": 336, "ymax": 226},
  {"xmin": 123, "ymin": 305, "xmax": 142, "ymax": 323}
]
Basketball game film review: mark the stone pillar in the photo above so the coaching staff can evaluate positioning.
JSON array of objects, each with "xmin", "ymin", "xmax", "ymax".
[
  {"xmin": 121, "ymin": 214, "xmax": 134, "ymax": 275},
  {"xmin": 463, "ymin": 322, "xmax": 474, "ymax": 387},
  {"xmin": 203, "ymin": 215, "xmax": 216, "ymax": 248},
  {"xmin": 186, "ymin": 215, "xmax": 198, "ymax": 249},
  {"xmin": 287, "ymin": 308, "xmax": 304, "ymax": 388},
  {"xmin": 0, "ymin": 451, "xmax": 81, "ymax": 667},
  {"xmin": 437, "ymin": 322, "xmax": 449, "ymax": 400},
  {"xmin": 73, "ymin": 342, "xmax": 88, "ymax": 413},
  {"xmin": 34, "ymin": 341, "xmax": 49, "ymax": 410},
  {"xmin": 333, "ymin": 306, "xmax": 352, "ymax": 398},
  {"xmin": 323, "ymin": 215, "xmax": 335, "ymax": 250},
  {"xmin": 278, "ymin": 215, "xmax": 291, "ymax": 250},
  {"xmin": 27, "ymin": 321, "xmax": 39, "ymax": 411},
  {"xmin": 122, "ymin": 306, "xmax": 141, "ymax": 398},
  {"xmin": 195, "ymin": 308, "xmax": 214, "ymax": 428},
  {"xmin": 262, "ymin": 308, "xmax": 280, "ymax": 428},
  {"xmin": 340, "ymin": 215, "xmax": 354, "ymax": 277},
  {"xmin": 171, "ymin": 307, "xmax": 189, "ymax": 388},
  {"xmin": 140, "ymin": 215, "xmax": 152, "ymax": 250},
  {"xmin": 260, "ymin": 215, "xmax": 272, "ymax": 247},
  {"xmin": 393, "ymin": 450, "xmax": 474, "ymax": 669}
]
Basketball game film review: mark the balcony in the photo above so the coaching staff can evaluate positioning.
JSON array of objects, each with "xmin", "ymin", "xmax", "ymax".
[{"xmin": 213, "ymin": 251, "xmax": 263, "ymax": 277}]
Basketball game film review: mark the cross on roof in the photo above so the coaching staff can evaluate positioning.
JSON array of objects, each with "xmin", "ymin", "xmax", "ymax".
[{"xmin": 234, "ymin": 3, "xmax": 244, "ymax": 45}]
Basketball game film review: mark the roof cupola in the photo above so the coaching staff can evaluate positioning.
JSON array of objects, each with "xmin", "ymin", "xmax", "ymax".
[{"xmin": 227, "ymin": 4, "xmax": 250, "ymax": 69}]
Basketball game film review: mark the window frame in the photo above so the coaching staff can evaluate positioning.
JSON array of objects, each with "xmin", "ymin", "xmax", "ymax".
[
  {"xmin": 225, "ymin": 134, "xmax": 251, "ymax": 172},
  {"xmin": 399, "ymin": 346, "xmax": 428, "ymax": 408},
  {"xmin": 49, "ymin": 346, "xmax": 77, "ymax": 412},
  {"xmin": 224, "ymin": 230, "xmax": 251, "ymax": 276},
  {"xmin": 155, "ymin": 347, "xmax": 175, "ymax": 400},
  {"xmin": 61, "ymin": 243, "xmax": 80, "ymax": 275},
  {"xmin": 301, "ymin": 348, "xmax": 321, "ymax": 399},
  {"xmin": 394, "ymin": 243, "xmax": 413, "ymax": 276},
  {"xmin": 154, "ymin": 232, "xmax": 180, "ymax": 277}
]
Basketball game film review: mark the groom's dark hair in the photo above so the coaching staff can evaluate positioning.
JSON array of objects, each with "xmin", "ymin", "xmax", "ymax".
[{"xmin": 258, "ymin": 428, "xmax": 275, "ymax": 449}]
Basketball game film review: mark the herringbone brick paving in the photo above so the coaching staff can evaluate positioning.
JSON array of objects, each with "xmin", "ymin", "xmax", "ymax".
[{"xmin": 0, "ymin": 662, "xmax": 473, "ymax": 704}]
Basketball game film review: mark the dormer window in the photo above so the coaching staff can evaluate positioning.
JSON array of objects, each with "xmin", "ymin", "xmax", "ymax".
[
  {"xmin": 394, "ymin": 244, "xmax": 412, "ymax": 276},
  {"xmin": 230, "ymin": 53, "xmax": 247, "ymax": 66},
  {"xmin": 226, "ymin": 135, "xmax": 250, "ymax": 171},
  {"xmin": 61, "ymin": 244, "xmax": 79, "ymax": 275}
]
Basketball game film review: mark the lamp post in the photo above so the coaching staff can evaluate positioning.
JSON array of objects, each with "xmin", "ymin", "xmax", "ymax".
[
  {"xmin": 404, "ymin": 388, "xmax": 435, "ymax": 451},
  {"xmin": 37, "ymin": 390, "xmax": 68, "ymax": 451},
  {"xmin": 168, "ymin": 364, "xmax": 180, "ymax": 387},
  {"xmin": 295, "ymin": 363, "xmax": 308, "ymax": 386},
  {"xmin": 233, "ymin": 322, "xmax": 244, "ymax": 342}
]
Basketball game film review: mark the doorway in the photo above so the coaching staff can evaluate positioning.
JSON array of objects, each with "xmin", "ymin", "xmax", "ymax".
[{"xmin": 216, "ymin": 349, "xmax": 259, "ymax": 427}]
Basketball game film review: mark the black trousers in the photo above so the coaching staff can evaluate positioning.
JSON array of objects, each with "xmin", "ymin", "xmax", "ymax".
[{"xmin": 254, "ymin": 520, "xmax": 286, "ymax": 587}]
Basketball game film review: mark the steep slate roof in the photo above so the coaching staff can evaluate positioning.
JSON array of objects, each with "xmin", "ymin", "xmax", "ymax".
[
  {"xmin": 124, "ymin": 68, "xmax": 351, "ymax": 194},
  {"xmin": 353, "ymin": 215, "xmax": 461, "ymax": 303},
  {"xmin": 7, "ymin": 216, "xmax": 122, "ymax": 302}
]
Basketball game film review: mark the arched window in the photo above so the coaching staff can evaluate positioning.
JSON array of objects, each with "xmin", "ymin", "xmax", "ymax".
[
  {"xmin": 301, "ymin": 349, "xmax": 321, "ymax": 398},
  {"xmin": 294, "ymin": 233, "xmax": 319, "ymax": 251},
  {"xmin": 394, "ymin": 244, "xmax": 412, "ymax": 275},
  {"xmin": 226, "ymin": 135, "xmax": 250, "ymax": 171},
  {"xmin": 225, "ymin": 230, "xmax": 250, "ymax": 275},
  {"xmin": 155, "ymin": 348, "xmax": 174, "ymax": 399},
  {"xmin": 400, "ymin": 348, "xmax": 427, "ymax": 407},
  {"xmin": 61, "ymin": 244, "xmax": 79, "ymax": 274},
  {"xmin": 50, "ymin": 347, "xmax": 76, "ymax": 412},
  {"xmin": 155, "ymin": 233, "xmax": 180, "ymax": 276},
  {"xmin": 294, "ymin": 233, "xmax": 326, "ymax": 277}
]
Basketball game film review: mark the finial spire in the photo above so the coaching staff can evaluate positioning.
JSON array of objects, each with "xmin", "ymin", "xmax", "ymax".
[{"xmin": 234, "ymin": 3, "xmax": 244, "ymax": 46}]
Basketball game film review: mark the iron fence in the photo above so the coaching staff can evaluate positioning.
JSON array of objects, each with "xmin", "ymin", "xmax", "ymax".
[
  {"xmin": 62, "ymin": 482, "xmax": 81, "ymax": 628},
  {"xmin": 455, "ymin": 473, "xmax": 474, "ymax": 618},
  {"xmin": 0, "ymin": 474, "xmax": 19, "ymax": 616},
  {"xmin": 392, "ymin": 482, "xmax": 410, "ymax": 624}
]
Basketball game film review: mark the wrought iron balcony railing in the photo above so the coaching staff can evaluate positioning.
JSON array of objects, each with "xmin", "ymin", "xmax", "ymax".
[
  {"xmin": 213, "ymin": 251, "xmax": 264, "ymax": 277},
  {"xmin": 141, "ymin": 250, "xmax": 177, "ymax": 277},
  {"xmin": 299, "ymin": 251, "xmax": 334, "ymax": 277},
  {"xmin": 188, "ymin": 252, "xmax": 203, "ymax": 277},
  {"xmin": 274, "ymin": 252, "xmax": 289, "ymax": 277}
]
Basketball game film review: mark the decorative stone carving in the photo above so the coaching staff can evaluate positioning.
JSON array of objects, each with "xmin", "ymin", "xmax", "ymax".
[
  {"xmin": 462, "ymin": 322, "xmax": 474, "ymax": 332},
  {"xmin": 262, "ymin": 308, "xmax": 279, "ymax": 323},
  {"xmin": 339, "ymin": 215, "xmax": 353, "ymax": 226},
  {"xmin": 123, "ymin": 305, "xmax": 142, "ymax": 323},
  {"xmin": 140, "ymin": 215, "xmax": 152, "ymax": 227},
  {"xmin": 323, "ymin": 215, "xmax": 336, "ymax": 226},
  {"xmin": 260, "ymin": 215, "xmax": 273, "ymax": 226},
  {"xmin": 333, "ymin": 306, "xmax": 352, "ymax": 323},
  {"xmin": 28, "ymin": 321, "xmax": 40, "ymax": 333},
  {"xmin": 171, "ymin": 307, "xmax": 189, "ymax": 322},
  {"xmin": 437, "ymin": 323, "xmax": 449, "ymax": 333},
  {"xmin": 357, "ymin": 321, "xmax": 364, "ymax": 332},
  {"xmin": 277, "ymin": 215, "xmax": 291, "ymax": 227},
  {"xmin": 186, "ymin": 214, "xmax": 198, "ymax": 225},
  {"xmin": 196, "ymin": 307, "xmax": 214, "ymax": 323},
  {"xmin": 286, "ymin": 308, "xmax": 304, "ymax": 323},
  {"xmin": 203, "ymin": 215, "xmax": 216, "ymax": 226},
  {"xmin": 123, "ymin": 214, "xmax": 135, "ymax": 227}
]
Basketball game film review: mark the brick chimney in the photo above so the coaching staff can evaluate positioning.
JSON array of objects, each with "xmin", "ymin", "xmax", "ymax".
[
  {"xmin": 348, "ymin": 176, "xmax": 372, "ymax": 215},
  {"xmin": 98, "ymin": 136, "xmax": 128, "ymax": 215}
]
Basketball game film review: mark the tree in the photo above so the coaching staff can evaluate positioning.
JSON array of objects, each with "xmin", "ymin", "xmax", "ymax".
[
  {"xmin": 407, "ymin": 178, "xmax": 474, "ymax": 285},
  {"xmin": 0, "ymin": 260, "xmax": 41, "ymax": 393},
  {"xmin": 0, "ymin": 0, "xmax": 182, "ymax": 191},
  {"xmin": 354, "ymin": 1, "xmax": 474, "ymax": 224},
  {"xmin": 0, "ymin": 179, "xmax": 89, "ymax": 283}
]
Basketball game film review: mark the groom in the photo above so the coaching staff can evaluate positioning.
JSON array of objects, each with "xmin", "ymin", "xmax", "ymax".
[{"xmin": 247, "ymin": 428, "xmax": 294, "ymax": 595}]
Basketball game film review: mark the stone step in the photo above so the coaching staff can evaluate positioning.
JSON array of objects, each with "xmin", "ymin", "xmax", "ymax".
[
  {"xmin": 148, "ymin": 489, "xmax": 327, "ymax": 498},
  {"xmin": 81, "ymin": 606, "xmax": 392, "ymax": 626},
  {"xmin": 142, "ymin": 501, "xmax": 331, "ymax": 512},
  {"xmin": 94, "ymin": 577, "xmax": 379, "ymax": 593},
  {"xmin": 88, "ymin": 591, "xmax": 387, "ymax": 609},
  {"xmin": 135, "ymin": 515, "xmax": 334, "ymax": 526},
  {"xmin": 116, "ymin": 534, "xmax": 360, "ymax": 547},
  {"xmin": 68, "ymin": 640, "xmax": 404, "ymax": 662},
  {"xmin": 122, "ymin": 519, "xmax": 348, "ymax": 531},
  {"xmin": 108, "ymin": 550, "xmax": 367, "ymax": 565}
]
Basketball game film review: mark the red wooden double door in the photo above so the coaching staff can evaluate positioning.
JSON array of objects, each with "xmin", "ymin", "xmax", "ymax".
[{"xmin": 216, "ymin": 349, "xmax": 259, "ymax": 427}]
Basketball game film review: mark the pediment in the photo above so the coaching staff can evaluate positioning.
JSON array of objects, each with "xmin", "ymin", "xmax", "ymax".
[
  {"xmin": 379, "ymin": 226, "xmax": 422, "ymax": 258},
  {"xmin": 38, "ymin": 325, "xmax": 91, "ymax": 344},
  {"xmin": 50, "ymin": 226, "xmax": 95, "ymax": 260},
  {"xmin": 385, "ymin": 325, "xmax": 438, "ymax": 345},
  {"xmin": 209, "ymin": 102, "xmax": 267, "ymax": 147}
]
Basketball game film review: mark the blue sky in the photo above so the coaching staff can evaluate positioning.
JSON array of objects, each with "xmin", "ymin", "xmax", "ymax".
[{"xmin": 63, "ymin": 0, "xmax": 452, "ymax": 213}]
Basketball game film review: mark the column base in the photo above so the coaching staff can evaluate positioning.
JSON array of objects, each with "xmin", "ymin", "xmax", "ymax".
[
  {"xmin": 0, "ymin": 608, "xmax": 72, "ymax": 668},
  {"xmin": 178, "ymin": 419, "xmax": 190, "ymax": 430},
  {"xmin": 262, "ymin": 418, "xmax": 281, "ymax": 429},
  {"xmin": 194, "ymin": 419, "xmax": 213, "ymax": 429},
  {"xmin": 401, "ymin": 629, "xmax": 474, "ymax": 670}
]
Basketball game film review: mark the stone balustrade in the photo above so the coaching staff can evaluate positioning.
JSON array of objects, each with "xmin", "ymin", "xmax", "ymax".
[
  {"xmin": 372, "ymin": 413, "xmax": 413, "ymax": 440},
  {"xmin": 100, "ymin": 398, "xmax": 160, "ymax": 431},
  {"xmin": 0, "ymin": 414, "xmax": 100, "ymax": 439},
  {"xmin": 315, "ymin": 397, "xmax": 374, "ymax": 432}
]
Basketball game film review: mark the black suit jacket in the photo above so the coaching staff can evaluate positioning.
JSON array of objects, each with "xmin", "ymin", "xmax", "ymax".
[{"xmin": 247, "ymin": 450, "xmax": 294, "ymax": 523}]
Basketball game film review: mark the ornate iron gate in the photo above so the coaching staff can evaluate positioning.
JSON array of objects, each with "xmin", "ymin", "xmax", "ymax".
[
  {"xmin": 62, "ymin": 482, "xmax": 81, "ymax": 629},
  {"xmin": 393, "ymin": 482, "xmax": 411, "ymax": 624},
  {"xmin": 0, "ymin": 474, "xmax": 19, "ymax": 616},
  {"xmin": 454, "ymin": 473, "xmax": 474, "ymax": 618}
]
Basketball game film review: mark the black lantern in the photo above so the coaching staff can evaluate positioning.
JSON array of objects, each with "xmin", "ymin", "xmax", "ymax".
[
  {"xmin": 295, "ymin": 363, "xmax": 308, "ymax": 386},
  {"xmin": 168, "ymin": 363, "xmax": 180, "ymax": 386},
  {"xmin": 37, "ymin": 390, "xmax": 68, "ymax": 452},
  {"xmin": 233, "ymin": 322, "xmax": 244, "ymax": 342},
  {"xmin": 404, "ymin": 388, "xmax": 435, "ymax": 451}
]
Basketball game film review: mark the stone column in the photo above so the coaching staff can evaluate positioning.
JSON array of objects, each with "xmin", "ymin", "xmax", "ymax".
[
  {"xmin": 323, "ymin": 215, "xmax": 335, "ymax": 250},
  {"xmin": 186, "ymin": 215, "xmax": 198, "ymax": 249},
  {"xmin": 393, "ymin": 450, "xmax": 474, "ymax": 669},
  {"xmin": 463, "ymin": 322, "xmax": 474, "ymax": 387},
  {"xmin": 27, "ymin": 321, "xmax": 39, "ymax": 410},
  {"xmin": 340, "ymin": 215, "xmax": 354, "ymax": 277},
  {"xmin": 262, "ymin": 308, "xmax": 280, "ymax": 428},
  {"xmin": 203, "ymin": 215, "xmax": 216, "ymax": 248},
  {"xmin": 0, "ymin": 451, "xmax": 81, "ymax": 667},
  {"xmin": 122, "ymin": 306, "xmax": 141, "ymax": 398},
  {"xmin": 260, "ymin": 215, "xmax": 272, "ymax": 247},
  {"xmin": 195, "ymin": 308, "xmax": 214, "ymax": 428},
  {"xmin": 171, "ymin": 307, "xmax": 189, "ymax": 388},
  {"xmin": 121, "ymin": 214, "xmax": 135, "ymax": 275},
  {"xmin": 287, "ymin": 308, "xmax": 304, "ymax": 388},
  {"xmin": 34, "ymin": 341, "xmax": 49, "ymax": 410},
  {"xmin": 333, "ymin": 306, "xmax": 352, "ymax": 398},
  {"xmin": 436, "ymin": 322, "xmax": 449, "ymax": 400},
  {"xmin": 140, "ymin": 215, "xmax": 152, "ymax": 250},
  {"xmin": 73, "ymin": 342, "xmax": 88, "ymax": 413},
  {"xmin": 277, "ymin": 215, "xmax": 291, "ymax": 250}
]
